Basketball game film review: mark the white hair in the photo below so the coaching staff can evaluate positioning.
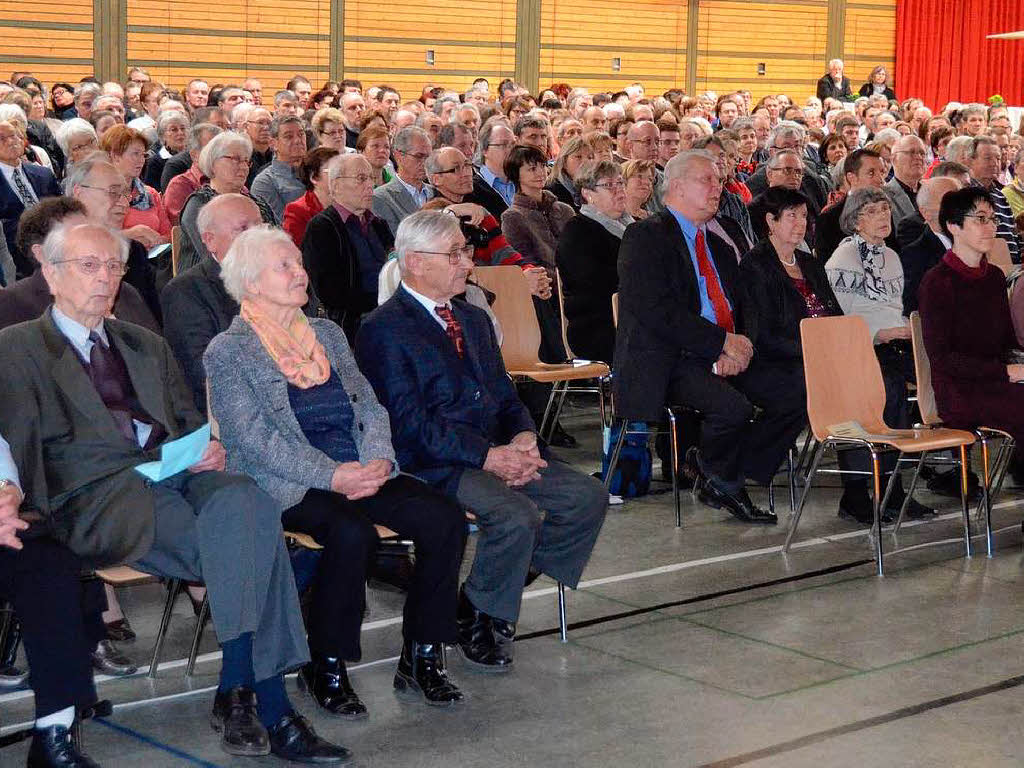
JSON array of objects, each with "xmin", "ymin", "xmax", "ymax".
[
  {"xmin": 55, "ymin": 118, "xmax": 97, "ymax": 156},
  {"xmin": 197, "ymin": 130, "xmax": 253, "ymax": 177},
  {"xmin": 41, "ymin": 222, "xmax": 128, "ymax": 267},
  {"xmin": 219, "ymin": 225, "xmax": 296, "ymax": 303},
  {"xmin": 0, "ymin": 104, "xmax": 27, "ymax": 131},
  {"xmin": 664, "ymin": 149, "xmax": 716, "ymax": 183},
  {"xmin": 394, "ymin": 210, "xmax": 462, "ymax": 272},
  {"xmin": 156, "ymin": 110, "xmax": 189, "ymax": 138},
  {"xmin": 326, "ymin": 152, "xmax": 370, "ymax": 184}
]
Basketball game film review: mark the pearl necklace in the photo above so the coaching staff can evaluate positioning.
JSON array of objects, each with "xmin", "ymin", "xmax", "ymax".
[{"xmin": 779, "ymin": 252, "xmax": 797, "ymax": 267}]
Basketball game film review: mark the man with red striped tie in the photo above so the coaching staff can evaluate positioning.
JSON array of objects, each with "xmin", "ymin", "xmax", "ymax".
[{"xmin": 613, "ymin": 149, "xmax": 806, "ymax": 524}]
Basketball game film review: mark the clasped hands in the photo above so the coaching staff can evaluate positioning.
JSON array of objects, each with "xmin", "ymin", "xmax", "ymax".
[
  {"xmin": 331, "ymin": 459, "xmax": 393, "ymax": 500},
  {"xmin": 714, "ymin": 332, "xmax": 753, "ymax": 377},
  {"xmin": 484, "ymin": 431, "xmax": 547, "ymax": 487}
]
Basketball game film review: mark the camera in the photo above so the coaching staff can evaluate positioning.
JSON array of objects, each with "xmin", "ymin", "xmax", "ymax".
[{"xmin": 458, "ymin": 216, "xmax": 498, "ymax": 249}]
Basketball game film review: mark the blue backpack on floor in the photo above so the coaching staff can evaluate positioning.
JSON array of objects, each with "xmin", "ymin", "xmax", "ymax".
[{"xmin": 601, "ymin": 421, "xmax": 652, "ymax": 497}]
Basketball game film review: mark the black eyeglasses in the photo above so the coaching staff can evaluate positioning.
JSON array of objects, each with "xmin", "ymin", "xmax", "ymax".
[
  {"xmin": 435, "ymin": 162, "xmax": 473, "ymax": 175},
  {"xmin": 416, "ymin": 244, "xmax": 475, "ymax": 263}
]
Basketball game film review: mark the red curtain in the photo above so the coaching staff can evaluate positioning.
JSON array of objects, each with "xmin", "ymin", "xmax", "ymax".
[{"xmin": 896, "ymin": 0, "xmax": 1024, "ymax": 110}]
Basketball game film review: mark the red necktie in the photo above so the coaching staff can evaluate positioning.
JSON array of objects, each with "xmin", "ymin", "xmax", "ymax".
[
  {"xmin": 693, "ymin": 228, "xmax": 734, "ymax": 333},
  {"xmin": 434, "ymin": 306, "xmax": 465, "ymax": 359}
]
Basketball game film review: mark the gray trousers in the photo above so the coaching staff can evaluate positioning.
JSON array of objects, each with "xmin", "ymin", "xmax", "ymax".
[
  {"xmin": 131, "ymin": 470, "xmax": 309, "ymax": 682},
  {"xmin": 456, "ymin": 458, "xmax": 607, "ymax": 623}
]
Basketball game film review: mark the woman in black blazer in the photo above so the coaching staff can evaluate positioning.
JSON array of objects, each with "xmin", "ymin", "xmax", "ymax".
[
  {"xmin": 555, "ymin": 159, "xmax": 634, "ymax": 363},
  {"xmin": 858, "ymin": 66, "xmax": 897, "ymax": 101}
]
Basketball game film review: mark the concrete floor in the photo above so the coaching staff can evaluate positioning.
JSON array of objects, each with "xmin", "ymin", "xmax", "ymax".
[{"xmin": 4, "ymin": 407, "xmax": 1024, "ymax": 767}]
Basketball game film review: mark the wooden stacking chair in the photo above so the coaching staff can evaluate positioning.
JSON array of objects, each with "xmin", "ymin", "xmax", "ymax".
[
  {"xmin": 908, "ymin": 312, "xmax": 1015, "ymax": 555},
  {"xmin": 784, "ymin": 315, "xmax": 977, "ymax": 574},
  {"xmin": 170, "ymin": 225, "xmax": 182, "ymax": 277}
]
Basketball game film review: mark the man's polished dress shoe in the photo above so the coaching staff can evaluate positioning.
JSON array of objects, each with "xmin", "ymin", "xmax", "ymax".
[
  {"xmin": 393, "ymin": 640, "xmax": 465, "ymax": 706},
  {"xmin": 455, "ymin": 587, "xmax": 513, "ymax": 672},
  {"xmin": 547, "ymin": 423, "xmax": 577, "ymax": 448},
  {"xmin": 209, "ymin": 686, "xmax": 270, "ymax": 757},
  {"xmin": 26, "ymin": 724, "xmax": 101, "ymax": 768},
  {"xmin": 697, "ymin": 481, "xmax": 778, "ymax": 525},
  {"xmin": 266, "ymin": 712, "xmax": 352, "ymax": 764},
  {"xmin": 90, "ymin": 640, "xmax": 137, "ymax": 676},
  {"xmin": 297, "ymin": 657, "xmax": 367, "ymax": 719},
  {"xmin": 103, "ymin": 618, "xmax": 135, "ymax": 643}
]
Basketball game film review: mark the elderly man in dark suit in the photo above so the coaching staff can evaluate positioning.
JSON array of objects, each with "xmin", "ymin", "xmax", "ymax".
[
  {"xmin": 615, "ymin": 150, "xmax": 805, "ymax": 524},
  {"xmin": 0, "ymin": 222, "xmax": 347, "ymax": 764},
  {"xmin": 355, "ymin": 210, "xmax": 606, "ymax": 672},
  {"xmin": 901, "ymin": 176, "xmax": 960, "ymax": 315},
  {"xmin": 0, "ymin": 119, "xmax": 60, "ymax": 280},
  {"xmin": 816, "ymin": 59, "xmax": 853, "ymax": 102}
]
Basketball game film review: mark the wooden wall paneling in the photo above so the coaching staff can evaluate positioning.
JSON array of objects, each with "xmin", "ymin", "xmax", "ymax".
[
  {"xmin": 0, "ymin": 0, "xmax": 95, "ymax": 82},
  {"xmin": 843, "ymin": 2, "xmax": 896, "ymax": 87}
]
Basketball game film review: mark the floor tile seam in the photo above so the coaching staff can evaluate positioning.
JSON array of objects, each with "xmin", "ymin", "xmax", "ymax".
[{"xmin": 93, "ymin": 717, "xmax": 226, "ymax": 767}]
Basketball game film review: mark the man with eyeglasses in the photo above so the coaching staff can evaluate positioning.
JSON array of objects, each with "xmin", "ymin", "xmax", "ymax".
[
  {"xmin": 966, "ymin": 135, "xmax": 1022, "ymax": 263},
  {"xmin": 237, "ymin": 107, "xmax": 273, "ymax": 185},
  {"xmin": 372, "ymin": 125, "xmax": 434, "ymax": 236},
  {"xmin": 0, "ymin": 221, "xmax": 337, "ymax": 763},
  {"xmin": 886, "ymin": 135, "xmax": 928, "ymax": 226},
  {"xmin": 355, "ymin": 210, "xmax": 607, "ymax": 674},
  {"xmin": 471, "ymin": 121, "xmax": 516, "ymax": 217},
  {"xmin": 303, "ymin": 153, "xmax": 395, "ymax": 342},
  {"xmin": 746, "ymin": 122, "xmax": 828, "ymax": 213},
  {"xmin": 0, "ymin": 119, "xmax": 60, "ymax": 280},
  {"xmin": 250, "ymin": 115, "xmax": 308, "ymax": 222},
  {"xmin": 627, "ymin": 121, "xmax": 666, "ymax": 213}
]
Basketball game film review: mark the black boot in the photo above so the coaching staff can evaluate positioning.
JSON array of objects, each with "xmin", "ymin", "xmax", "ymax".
[
  {"xmin": 297, "ymin": 657, "xmax": 367, "ymax": 719},
  {"xmin": 209, "ymin": 686, "xmax": 270, "ymax": 757},
  {"xmin": 0, "ymin": 617, "xmax": 27, "ymax": 688},
  {"xmin": 267, "ymin": 712, "xmax": 353, "ymax": 765},
  {"xmin": 455, "ymin": 586, "xmax": 513, "ymax": 672},
  {"xmin": 838, "ymin": 482, "xmax": 894, "ymax": 526},
  {"xmin": 26, "ymin": 724, "xmax": 101, "ymax": 768},
  {"xmin": 394, "ymin": 639, "xmax": 465, "ymax": 706}
]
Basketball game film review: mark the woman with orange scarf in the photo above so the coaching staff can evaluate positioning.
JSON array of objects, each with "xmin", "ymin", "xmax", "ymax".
[{"xmin": 204, "ymin": 226, "xmax": 467, "ymax": 724}]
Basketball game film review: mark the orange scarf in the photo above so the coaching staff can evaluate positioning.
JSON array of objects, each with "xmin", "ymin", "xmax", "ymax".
[{"xmin": 241, "ymin": 300, "xmax": 331, "ymax": 389}]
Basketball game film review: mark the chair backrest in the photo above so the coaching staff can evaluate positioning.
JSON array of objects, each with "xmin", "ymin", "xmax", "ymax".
[
  {"xmin": 171, "ymin": 225, "xmax": 182, "ymax": 277},
  {"xmin": 611, "ymin": 292, "xmax": 619, "ymax": 328},
  {"xmin": 553, "ymin": 268, "xmax": 576, "ymax": 360},
  {"xmin": 989, "ymin": 237, "xmax": 1013, "ymax": 276},
  {"xmin": 471, "ymin": 265, "xmax": 543, "ymax": 370},
  {"xmin": 204, "ymin": 379, "xmax": 220, "ymax": 439},
  {"xmin": 799, "ymin": 315, "xmax": 889, "ymax": 440},
  {"xmin": 908, "ymin": 311, "xmax": 940, "ymax": 426}
]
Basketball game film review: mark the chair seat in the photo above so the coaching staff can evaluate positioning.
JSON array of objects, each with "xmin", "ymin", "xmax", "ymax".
[
  {"xmin": 285, "ymin": 526, "xmax": 399, "ymax": 552},
  {"xmin": 828, "ymin": 424, "xmax": 975, "ymax": 452},
  {"xmin": 508, "ymin": 361, "xmax": 610, "ymax": 383},
  {"xmin": 94, "ymin": 566, "xmax": 158, "ymax": 586}
]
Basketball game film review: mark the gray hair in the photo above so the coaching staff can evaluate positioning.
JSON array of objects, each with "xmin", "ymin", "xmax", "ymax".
[
  {"xmin": 770, "ymin": 121, "xmax": 805, "ymax": 148},
  {"xmin": 196, "ymin": 192, "xmax": 257, "ymax": 235},
  {"xmin": 156, "ymin": 110, "xmax": 189, "ymax": 138},
  {"xmin": 65, "ymin": 151, "xmax": 121, "ymax": 192},
  {"xmin": 828, "ymin": 58, "xmax": 844, "ymax": 69},
  {"xmin": 732, "ymin": 117, "xmax": 755, "ymax": 133},
  {"xmin": 393, "ymin": 125, "xmax": 430, "ymax": 155},
  {"xmin": 830, "ymin": 155, "xmax": 848, "ymax": 189},
  {"xmin": 220, "ymin": 225, "xmax": 296, "ymax": 303},
  {"xmin": 959, "ymin": 104, "xmax": 986, "ymax": 121},
  {"xmin": 432, "ymin": 95, "xmax": 459, "ymax": 116},
  {"xmin": 187, "ymin": 122, "xmax": 221, "ymax": 152},
  {"xmin": 475, "ymin": 120, "xmax": 512, "ymax": 164},
  {"xmin": 451, "ymin": 103, "xmax": 480, "ymax": 124},
  {"xmin": 394, "ymin": 210, "xmax": 462, "ymax": 272},
  {"xmin": 0, "ymin": 104, "xmax": 26, "ymax": 131},
  {"xmin": 945, "ymin": 135, "xmax": 974, "ymax": 165},
  {"xmin": 839, "ymin": 186, "xmax": 890, "ymax": 235},
  {"xmin": 198, "ymin": 130, "xmax": 253, "ymax": 177},
  {"xmin": 41, "ymin": 222, "xmax": 128, "ymax": 267},
  {"xmin": 574, "ymin": 159, "xmax": 621, "ymax": 193},
  {"xmin": 664, "ymin": 149, "xmax": 716, "ymax": 183},
  {"xmin": 967, "ymin": 134, "xmax": 998, "ymax": 159},
  {"xmin": 54, "ymin": 118, "xmax": 97, "ymax": 156},
  {"xmin": 766, "ymin": 149, "xmax": 803, "ymax": 170},
  {"xmin": 273, "ymin": 90, "xmax": 298, "ymax": 107},
  {"xmin": 270, "ymin": 115, "xmax": 303, "ymax": 138},
  {"xmin": 74, "ymin": 83, "xmax": 101, "ymax": 105},
  {"xmin": 424, "ymin": 147, "xmax": 458, "ymax": 177},
  {"xmin": 326, "ymin": 152, "xmax": 370, "ymax": 184}
]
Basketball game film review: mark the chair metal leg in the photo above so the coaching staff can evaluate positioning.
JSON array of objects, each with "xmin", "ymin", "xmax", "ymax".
[
  {"xmin": 185, "ymin": 594, "xmax": 211, "ymax": 677},
  {"xmin": 979, "ymin": 436, "xmax": 993, "ymax": 558},
  {"xmin": 666, "ymin": 407, "xmax": 681, "ymax": 528},
  {"xmin": 959, "ymin": 444, "xmax": 973, "ymax": 559},
  {"xmin": 597, "ymin": 375, "xmax": 610, "ymax": 429},
  {"xmin": 538, "ymin": 383, "xmax": 560, "ymax": 441},
  {"xmin": 870, "ymin": 450, "xmax": 884, "ymax": 576},
  {"xmin": 551, "ymin": 381, "xmax": 571, "ymax": 430},
  {"xmin": 603, "ymin": 419, "xmax": 628, "ymax": 491},
  {"xmin": 877, "ymin": 451, "xmax": 902, "ymax": 522},
  {"xmin": 148, "ymin": 579, "xmax": 180, "ymax": 678},
  {"xmin": 783, "ymin": 441, "xmax": 826, "ymax": 552},
  {"xmin": 787, "ymin": 447, "xmax": 797, "ymax": 514},
  {"xmin": 557, "ymin": 583, "xmax": 568, "ymax": 643},
  {"xmin": 892, "ymin": 452, "xmax": 927, "ymax": 534}
]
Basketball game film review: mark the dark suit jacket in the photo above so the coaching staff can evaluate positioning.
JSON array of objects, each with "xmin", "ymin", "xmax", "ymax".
[
  {"xmin": 858, "ymin": 83, "xmax": 896, "ymax": 101},
  {"xmin": 738, "ymin": 238, "xmax": 841, "ymax": 362},
  {"xmin": 159, "ymin": 149, "xmax": 192, "ymax": 191},
  {"xmin": 142, "ymin": 146, "xmax": 169, "ymax": 190},
  {"xmin": 556, "ymin": 214, "xmax": 620, "ymax": 363},
  {"xmin": 471, "ymin": 169, "xmax": 509, "ymax": 219},
  {"xmin": 896, "ymin": 212, "xmax": 927, "ymax": 252},
  {"xmin": 900, "ymin": 227, "xmax": 947, "ymax": 315},
  {"xmin": 0, "ymin": 162, "xmax": 60, "ymax": 277},
  {"xmin": 0, "ymin": 310, "xmax": 203, "ymax": 567},
  {"xmin": 301, "ymin": 205, "xmax": 394, "ymax": 343},
  {"xmin": 160, "ymin": 256, "xmax": 240, "ymax": 413},
  {"xmin": 354, "ymin": 288, "xmax": 535, "ymax": 497},
  {"xmin": 745, "ymin": 166, "xmax": 826, "ymax": 215},
  {"xmin": 816, "ymin": 74, "xmax": 853, "ymax": 101},
  {"xmin": 613, "ymin": 211, "xmax": 754, "ymax": 420},
  {"xmin": 0, "ymin": 269, "xmax": 160, "ymax": 333},
  {"xmin": 814, "ymin": 196, "xmax": 899, "ymax": 261}
]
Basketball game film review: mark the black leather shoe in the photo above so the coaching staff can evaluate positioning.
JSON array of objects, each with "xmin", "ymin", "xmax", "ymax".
[
  {"xmin": 926, "ymin": 468, "xmax": 981, "ymax": 501},
  {"xmin": 838, "ymin": 489, "xmax": 894, "ymax": 526},
  {"xmin": 267, "ymin": 712, "xmax": 353, "ymax": 764},
  {"xmin": 104, "ymin": 618, "xmax": 136, "ymax": 643},
  {"xmin": 455, "ymin": 587, "xmax": 513, "ymax": 672},
  {"xmin": 297, "ymin": 657, "xmax": 367, "ymax": 719},
  {"xmin": 887, "ymin": 487, "xmax": 937, "ymax": 519},
  {"xmin": 0, "ymin": 618, "xmax": 27, "ymax": 688},
  {"xmin": 682, "ymin": 446, "xmax": 705, "ymax": 487},
  {"xmin": 394, "ymin": 640, "xmax": 465, "ymax": 706},
  {"xmin": 547, "ymin": 423, "xmax": 577, "ymax": 448},
  {"xmin": 90, "ymin": 640, "xmax": 137, "ymax": 676},
  {"xmin": 697, "ymin": 481, "xmax": 778, "ymax": 525},
  {"xmin": 209, "ymin": 686, "xmax": 270, "ymax": 757},
  {"xmin": 27, "ymin": 724, "xmax": 101, "ymax": 768}
]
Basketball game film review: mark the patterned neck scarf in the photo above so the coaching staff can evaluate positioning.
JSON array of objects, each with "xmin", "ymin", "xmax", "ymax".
[
  {"xmin": 854, "ymin": 234, "xmax": 888, "ymax": 302},
  {"xmin": 240, "ymin": 300, "xmax": 331, "ymax": 389},
  {"xmin": 129, "ymin": 176, "xmax": 152, "ymax": 211}
]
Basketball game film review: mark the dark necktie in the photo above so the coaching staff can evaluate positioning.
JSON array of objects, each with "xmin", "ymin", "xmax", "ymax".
[
  {"xmin": 693, "ymin": 228, "xmax": 734, "ymax": 333},
  {"xmin": 434, "ymin": 306, "xmax": 465, "ymax": 359},
  {"xmin": 88, "ymin": 332, "xmax": 140, "ymax": 445},
  {"xmin": 10, "ymin": 167, "xmax": 34, "ymax": 207}
]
